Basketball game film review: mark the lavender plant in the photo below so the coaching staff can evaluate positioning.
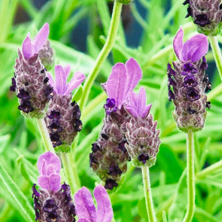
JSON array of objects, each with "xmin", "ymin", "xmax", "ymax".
[{"xmin": 1, "ymin": 0, "xmax": 222, "ymax": 222}]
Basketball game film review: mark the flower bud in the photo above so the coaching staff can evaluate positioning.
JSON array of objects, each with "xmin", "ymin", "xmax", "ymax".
[
  {"xmin": 39, "ymin": 40, "xmax": 54, "ymax": 70},
  {"xmin": 184, "ymin": 0, "xmax": 222, "ymax": 35}
]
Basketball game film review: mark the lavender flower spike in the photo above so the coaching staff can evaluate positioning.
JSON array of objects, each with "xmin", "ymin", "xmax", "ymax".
[
  {"xmin": 11, "ymin": 23, "xmax": 54, "ymax": 119},
  {"xmin": 124, "ymin": 87, "xmax": 161, "ymax": 167},
  {"xmin": 168, "ymin": 27, "xmax": 210, "ymax": 132},
  {"xmin": 90, "ymin": 58, "xmax": 142, "ymax": 189},
  {"xmin": 32, "ymin": 152, "xmax": 76, "ymax": 221},
  {"xmin": 74, "ymin": 185, "xmax": 113, "ymax": 222},
  {"xmin": 45, "ymin": 65, "xmax": 85, "ymax": 152}
]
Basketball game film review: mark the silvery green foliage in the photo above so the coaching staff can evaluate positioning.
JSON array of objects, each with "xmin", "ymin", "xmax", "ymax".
[{"xmin": 184, "ymin": 0, "xmax": 222, "ymax": 35}]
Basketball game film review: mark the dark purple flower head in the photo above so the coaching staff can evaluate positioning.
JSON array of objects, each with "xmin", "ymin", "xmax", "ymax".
[
  {"xmin": 47, "ymin": 65, "xmax": 85, "ymax": 95},
  {"xmin": 102, "ymin": 58, "xmax": 142, "ymax": 111},
  {"xmin": 104, "ymin": 98, "xmax": 117, "ymax": 114},
  {"xmin": 74, "ymin": 185, "xmax": 113, "ymax": 222},
  {"xmin": 37, "ymin": 151, "xmax": 61, "ymax": 192},
  {"xmin": 173, "ymin": 27, "xmax": 208, "ymax": 62},
  {"xmin": 22, "ymin": 23, "xmax": 49, "ymax": 60},
  {"xmin": 124, "ymin": 87, "xmax": 152, "ymax": 119}
]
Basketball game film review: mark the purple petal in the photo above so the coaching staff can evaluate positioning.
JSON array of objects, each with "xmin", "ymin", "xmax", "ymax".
[
  {"xmin": 49, "ymin": 173, "xmax": 61, "ymax": 192},
  {"xmin": 74, "ymin": 187, "xmax": 96, "ymax": 222},
  {"xmin": 141, "ymin": 104, "xmax": 152, "ymax": 118},
  {"xmin": 33, "ymin": 23, "xmax": 49, "ymax": 53},
  {"xmin": 173, "ymin": 27, "xmax": 184, "ymax": 62},
  {"xmin": 138, "ymin": 87, "xmax": 146, "ymax": 117},
  {"xmin": 124, "ymin": 58, "xmax": 142, "ymax": 97},
  {"xmin": 78, "ymin": 219, "xmax": 91, "ymax": 222},
  {"xmin": 64, "ymin": 71, "xmax": 85, "ymax": 95},
  {"xmin": 106, "ymin": 63, "xmax": 127, "ymax": 107},
  {"xmin": 37, "ymin": 175, "xmax": 49, "ymax": 190},
  {"xmin": 94, "ymin": 185, "xmax": 113, "ymax": 222},
  {"xmin": 124, "ymin": 105, "xmax": 139, "ymax": 117},
  {"xmin": 37, "ymin": 151, "xmax": 61, "ymax": 175},
  {"xmin": 63, "ymin": 65, "xmax": 71, "ymax": 79},
  {"xmin": 22, "ymin": 34, "xmax": 33, "ymax": 60},
  {"xmin": 55, "ymin": 65, "xmax": 66, "ymax": 94},
  {"xmin": 182, "ymin": 34, "xmax": 208, "ymax": 62}
]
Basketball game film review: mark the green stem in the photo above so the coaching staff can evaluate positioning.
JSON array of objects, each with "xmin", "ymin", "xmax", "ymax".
[
  {"xmin": 36, "ymin": 118, "xmax": 54, "ymax": 152},
  {"xmin": 209, "ymin": 35, "xmax": 222, "ymax": 81},
  {"xmin": 61, "ymin": 153, "xmax": 78, "ymax": 195},
  {"xmin": 183, "ymin": 130, "xmax": 195, "ymax": 222},
  {"xmin": 79, "ymin": 0, "xmax": 122, "ymax": 110},
  {"xmin": 196, "ymin": 159, "xmax": 222, "ymax": 179},
  {"xmin": 141, "ymin": 166, "xmax": 156, "ymax": 222}
]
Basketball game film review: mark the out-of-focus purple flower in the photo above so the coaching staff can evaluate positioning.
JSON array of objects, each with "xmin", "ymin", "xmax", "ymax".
[
  {"xmin": 124, "ymin": 87, "xmax": 152, "ymax": 118},
  {"xmin": 173, "ymin": 27, "xmax": 208, "ymax": 63},
  {"xmin": 74, "ymin": 185, "xmax": 113, "ymax": 222},
  {"xmin": 22, "ymin": 23, "xmax": 49, "ymax": 60},
  {"xmin": 47, "ymin": 64, "xmax": 85, "ymax": 95},
  {"xmin": 37, "ymin": 151, "xmax": 61, "ymax": 192},
  {"xmin": 102, "ymin": 58, "xmax": 142, "ymax": 114}
]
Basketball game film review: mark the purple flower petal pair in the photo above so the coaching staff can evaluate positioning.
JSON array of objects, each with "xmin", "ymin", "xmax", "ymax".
[
  {"xmin": 104, "ymin": 58, "xmax": 142, "ymax": 109},
  {"xmin": 74, "ymin": 185, "xmax": 113, "ymax": 222},
  {"xmin": 47, "ymin": 65, "xmax": 86, "ymax": 95},
  {"xmin": 124, "ymin": 87, "xmax": 152, "ymax": 118},
  {"xmin": 22, "ymin": 23, "xmax": 49, "ymax": 60},
  {"xmin": 173, "ymin": 27, "xmax": 208, "ymax": 63},
  {"xmin": 37, "ymin": 151, "xmax": 61, "ymax": 192}
]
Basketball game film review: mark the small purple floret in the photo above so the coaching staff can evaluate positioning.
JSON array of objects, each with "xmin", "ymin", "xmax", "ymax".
[
  {"xmin": 138, "ymin": 154, "xmax": 149, "ymax": 164},
  {"xmin": 187, "ymin": 88, "xmax": 200, "ymax": 101},
  {"xmin": 105, "ymin": 179, "xmax": 118, "ymax": 190},
  {"xmin": 194, "ymin": 14, "xmax": 211, "ymax": 27},
  {"xmin": 104, "ymin": 98, "xmax": 117, "ymax": 114},
  {"xmin": 17, "ymin": 89, "xmax": 31, "ymax": 100},
  {"xmin": 108, "ymin": 165, "xmax": 122, "ymax": 176},
  {"xmin": 183, "ymin": 75, "xmax": 197, "ymax": 88},
  {"xmin": 10, "ymin": 77, "xmax": 16, "ymax": 92}
]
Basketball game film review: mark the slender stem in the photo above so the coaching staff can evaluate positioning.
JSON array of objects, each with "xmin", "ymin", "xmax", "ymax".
[
  {"xmin": 183, "ymin": 130, "xmax": 195, "ymax": 222},
  {"xmin": 141, "ymin": 166, "xmax": 156, "ymax": 222},
  {"xmin": 36, "ymin": 118, "xmax": 54, "ymax": 152},
  {"xmin": 61, "ymin": 153, "xmax": 78, "ymax": 195},
  {"xmin": 79, "ymin": 0, "xmax": 122, "ymax": 110},
  {"xmin": 196, "ymin": 159, "xmax": 222, "ymax": 179},
  {"xmin": 209, "ymin": 35, "xmax": 222, "ymax": 81}
]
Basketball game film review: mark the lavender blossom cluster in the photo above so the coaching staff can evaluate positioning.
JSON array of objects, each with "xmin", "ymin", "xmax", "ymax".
[
  {"xmin": 10, "ymin": 24, "xmax": 85, "ymax": 152},
  {"xmin": 90, "ymin": 58, "xmax": 161, "ymax": 189},
  {"xmin": 167, "ymin": 27, "xmax": 210, "ymax": 132}
]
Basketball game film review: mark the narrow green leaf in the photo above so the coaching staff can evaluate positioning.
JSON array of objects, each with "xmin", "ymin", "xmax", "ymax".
[
  {"xmin": 0, "ymin": 162, "xmax": 35, "ymax": 222},
  {"xmin": 168, "ymin": 169, "xmax": 187, "ymax": 221}
]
